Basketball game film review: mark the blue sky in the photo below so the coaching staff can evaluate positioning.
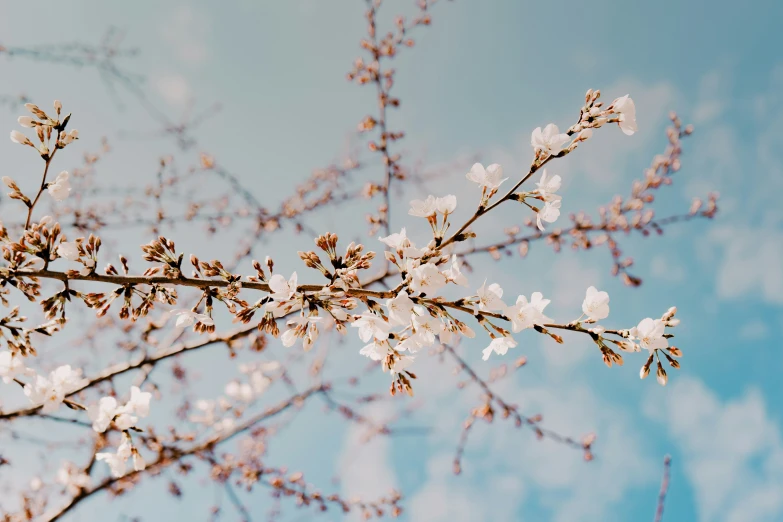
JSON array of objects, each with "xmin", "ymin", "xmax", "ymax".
[{"xmin": 1, "ymin": 1, "xmax": 783, "ymax": 521}]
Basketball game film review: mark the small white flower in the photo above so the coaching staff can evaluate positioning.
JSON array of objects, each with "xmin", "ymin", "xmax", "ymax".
[
  {"xmin": 124, "ymin": 386, "xmax": 151, "ymax": 418},
  {"xmin": 409, "ymin": 262, "xmax": 447, "ymax": 296},
  {"xmin": 47, "ymin": 171, "xmax": 71, "ymax": 202},
  {"xmin": 225, "ymin": 381, "xmax": 254, "ymax": 402},
  {"xmin": 56, "ymin": 241, "xmax": 80, "ymax": 261},
  {"xmin": 88, "ymin": 396, "xmax": 119, "ymax": 433},
  {"xmin": 630, "ymin": 318, "xmax": 668, "ymax": 353},
  {"xmin": 359, "ymin": 341, "xmax": 387, "ymax": 361},
  {"xmin": 268, "ymin": 271, "xmax": 298, "ymax": 301},
  {"xmin": 531, "ymin": 124, "xmax": 570, "ymax": 155},
  {"xmin": 132, "ymin": 451, "xmax": 146, "ymax": 472},
  {"xmin": 351, "ymin": 313, "xmax": 392, "ymax": 343},
  {"xmin": 535, "ymin": 170, "xmax": 562, "ymax": 201},
  {"xmin": 442, "ymin": 254, "xmax": 468, "ymax": 287},
  {"xmin": 582, "ymin": 286, "xmax": 610, "ymax": 322},
  {"xmin": 408, "ymin": 195, "xmax": 438, "ymax": 218},
  {"xmin": 612, "ymin": 95, "xmax": 637, "ymax": 136},
  {"xmin": 379, "ymin": 228, "xmax": 410, "ymax": 251},
  {"xmin": 477, "ymin": 280, "xmax": 505, "ymax": 311},
  {"xmin": 466, "ymin": 163, "xmax": 507, "ymax": 190},
  {"xmin": 482, "ymin": 336, "xmax": 518, "ymax": 361},
  {"xmin": 410, "ymin": 306, "xmax": 443, "ymax": 348},
  {"xmin": 387, "ymin": 355, "xmax": 415, "ymax": 376},
  {"xmin": 170, "ymin": 309, "xmax": 213, "ymax": 328},
  {"xmin": 536, "ymin": 199, "xmax": 561, "ymax": 231},
  {"xmin": 435, "ymin": 195, "xmax": 457, "ymax": 215},
  {"xmin": 24, "ymin": 365, "xmax": 86, "ymax": 413},
  {"xmin": 56, "ymin": 462, "xmax": 91, "ymax": 495},
  {"xmin": 0, "ymin": 351, "xmax": 29, "ymax": 384},
  {"xmin": 504, "ymin": 292, "xmax": 552, "ymax": 333},
  {"xmin": 386, "ymin": 293, "xmax": 415, "ymax": 326}
]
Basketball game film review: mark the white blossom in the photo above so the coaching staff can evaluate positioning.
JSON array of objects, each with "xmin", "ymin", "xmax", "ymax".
[
  {"xmin": 96, "ymin": 439, "xmax": 132, "ymax": 478},
  {"xmin": 482, "ymin": 336, "xmax": 518, "ymax": 361},
  {"xmin": 630, "ymin": 318, "xmax": 668, "ymax": 352},
  {"xmin": 171, "ymin": 309, "xmax": 214, "ymax": 328},
  {"xmin": 56, "ymin": 462, "xmax": 91, "ymax": 495},
  {"xmin": 379, "ymin": 228, "xmax": 410, "ymax": 251},
  {"xmin": 442, "ymin": 254, "xmax": 468, "ymax": 287},
  {"xmin": 531, "ymin": 124, "xmax": 570, "ymax": 155},
  {"xmin": 582, "ymin": 286, "xmax": 610, "ymax": 321},
  {"xmin": 24, "ymin": 365, "xmax": 86, "ymax": 413},
  {"xmin": 88, "ymin": 396, "xmax": 120, "ymax": 433},
  {"xmin": 477, "ymin": 280, "xmax": 505, "ymax": 311},
  {"xmin": 351, "ymin": 313, "xmax": 392, "ymax": 343},
  {"xmin": 409, "ymin": 262, "xmax": 447, "ymax": 296},
  {"xmin": 387, "ymin": 355, "xmax": 414, "ymax": 376},
  {"xmin": 435, "ymin": 195, "xmax": 457, "ymax": 215},
  {"xmin": 386, "ymin": 293, "xmax": 415, "ymax": 326},
  {"xmin": 408, "ymin": 195, "xmax": 438, "ymax": 217},
  {"xmin": 268, "ymin": 271, "xmax": 298, "ymax": 301},
  {"xmin": 612, "ymin": 95, "xmax": 637, "ymax": 135},
  {"xmin": 359, "ymin": 341, "xmax": 387, "ymax": 361},
  {"xmin": 47, "ymin": 171, "xmax": 71, "ymax": 202},
  {"xmin": 535, "ymin": 170, "xmax": 562, "ymax": 201},
  {"xmin": 0, "ymin": 350, "xmax": 29, "ymax": 384},
  {"xmin": 225, "ymin": 381, "xmax": 254, "ymax": 402},
  {"xmin": 536, "ymin": 199, "xmax": 561, "ymax": 231},
  {"xmin": 124, "ymin": 386, "xmax": 151, "ymax": 418},
  {"xmin": 465, "ymin": 163, "xmax": 507, "ymax": 190},
  {"xmin": 56, "ymin": 241, "xmax": 80, "ymax": 261},
  {"xmin": 410, "ymin": 306, "xmax": 443, "ymax": 349},
  {"xmin": 504, "ymin": 292, "xmax": 552, "ymax": 332}
]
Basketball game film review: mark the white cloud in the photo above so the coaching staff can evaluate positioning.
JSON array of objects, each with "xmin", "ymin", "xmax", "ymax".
[
  {"xmin": 154, "ymin": 73, "xmax": 192, "ymax": 107},
  {"xmin": 646, "ymin": 378, "xmax": 783, "ymax": 522},
  {"xmin": 709, "ymin": 226, "xmax": 783, "ymax": 304},
  {"xmin": 738, "ymin": 319, "xmax": 770, "ymax": 340},
  {"xmin": 160, "ymin": 5, "xmax": 211, "ymax": 66},
  {"xmin": 650, "ymin": 253, "xmax": 686, "ymax": 283},
  {"xmin": 337, "ymin": 403, "xmax": 398, "ymax": 508}
]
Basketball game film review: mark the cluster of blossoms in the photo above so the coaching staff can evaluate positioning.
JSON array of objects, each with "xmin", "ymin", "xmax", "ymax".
[
  {"xmin": 0, "ymin": 91, "xmax": 678, "ymax": 502},
  {"xmin": 91, "ymin": 386, "xmax": 152, "ymax": 477}
]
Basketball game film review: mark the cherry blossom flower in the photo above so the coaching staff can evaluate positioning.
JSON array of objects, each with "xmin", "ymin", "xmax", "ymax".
[
  {"xmin": 359, "ymin": 341, "xmax": 387, "ymax": 361},
  {"xmin": 482, "ymin": 336, "xmax": 518, "ymax": 361},
  {"xmin": 410, "ymin": 306, "xmax": 443, "ymax": 349},
  {"xmin": 531, "ymin": 124, "xmax": 570, "ymax": 155},
  {"xmin": 124, "ymin": 386, "xmax": 151, "ymax": 417},
  {"xmin": 379, "ymin": 228, "xmax": 410, "ymax": 251},
  {"xmin": 268, "ymin": 271, "xmax": 298, "ymax": 301},
  {"xmin": 17, "ymin": 116, "xmax": 35, "ymax": 128},
  {"xmin": 611, "ymin": 95, "xmax": 637, "ymax": 135},
  {"xmin": 442, "ymin": 254, "xmax": 468, "ymax": 287},
  {"xmin": 56, "ymin": 241, "xmax": 80, "ymax": 261},
  {"xmin": 225, "ymin": 381, "xmax": 254, "ymax": 402},
  {"xmin": 351, "ymin": 313, "xmax": 392, "ymax": 343},
  {"xmin": 465, "ymin": 163, "xmax": 507, "ymax": 190},
  {"xmin": 409, "ymin": 262, "xmax": 447, "ymax": 296},
  {"xmin": 504, "ymin": 292, "xmax": 552, "ymax": 332},
  {"xmin": 171, "ymin": 309, "xmax": 214, "ymax": 329},
  {"xmin": 535, "ymin": 170, "xmax": 562, "ymax": 201},
  {"xmin": 96, "ymin": 438, "xmax": 132, "ymax": 478},
  {"xmin": 56, "ymin": 462, "xmax": 91, "ymax": 495},
  {"xmin": 536, "ymin": 199, "xmax": 561, "ymax": 231},
  {"xmin": 435, "ymin": 195, "xmax": 457, "ymax": 215},
  {"xmin": 88, "ymin": 396, "xmax": 120, "ymax": 433},
  {"xmin": 132, "ymin": 450, "xmax": 146, "ymax": 472},
  {"xmin": 386, "ymin": 293, "xmax": 415, "ymax": 326},
  {"xmin": 629, "ymin": 318, "xmax": 668, "ymax": 352},
  {"xmin": 408, "ymin": 195, "xmax": 438, "ymax": 217},
  {"xmin": 0, "ymin": 350, "xmax": 29, "ymax": 384},
  {"xmin": 386, "ymin": 354, "xmax": 415, "ymax": 376},
  {"xmin": 477, "ymin": 280, "xmax": 505, "ymax": 311},
  {"xmin": 281, "ymin": 315, "xmax": 322, "ymax": 348},
  {"xmin": 582, "ymin": 286, "xmax": 610, "ymax": 321},
  {"xmin": 24, "ymin": 365, "xmax": 86, "ymax": 413},
  {"xmin": 47, "ymin": 171, "xmax": 71, "ymax": 202}
]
